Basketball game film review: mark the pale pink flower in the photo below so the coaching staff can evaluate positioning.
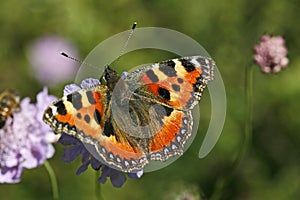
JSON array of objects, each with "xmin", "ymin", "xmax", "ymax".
[{"xmin": 254, "ymin": 35, "xmax": 289, "ymax": 73}]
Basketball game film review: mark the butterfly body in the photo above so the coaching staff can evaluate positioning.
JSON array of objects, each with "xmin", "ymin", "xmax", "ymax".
[{"xmin": 43, "ymin": 56, "xmax": 215, "ymax": 172}]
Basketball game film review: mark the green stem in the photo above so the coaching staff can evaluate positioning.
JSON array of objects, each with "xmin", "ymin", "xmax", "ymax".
[
  {"xmin": 95, "ymin": 170, "xmax": 104, "ymax": 200},
  {"xmin": 240, "ymin": 64, "xmax": 254, "ymax": 166},
  {"xmin": 44, "ymin": 160, "xmax": 59, "ymax": 200},
  {"xmin": 210, "ymin": 65, "xmax": 254, "ymax": 200}
]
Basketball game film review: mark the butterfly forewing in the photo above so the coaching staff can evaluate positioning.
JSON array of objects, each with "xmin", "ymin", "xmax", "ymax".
[{"xmin": 124, "ymin": 56, "xmax": 214, "ymax": 110}]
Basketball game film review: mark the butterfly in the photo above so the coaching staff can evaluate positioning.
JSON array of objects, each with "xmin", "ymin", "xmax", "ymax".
[{"xmin": 43, "ymin": 56, "xmax": 215, "ymax": 172}]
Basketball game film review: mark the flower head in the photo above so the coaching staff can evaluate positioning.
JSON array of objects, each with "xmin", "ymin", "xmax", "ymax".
[
  {"xmin": 58, "ymin": 78, "xmax": 142, "ymax": 188},
  {"xmin": 0, "ymin": 88, "xmax": 57, "ymax": 183},
  {"xmin": 27, "ymin": 35, "xmax": 79, "ymax": 86},
  {"xmin": 254, "ymin": 35, "xmax": 289, "ymax": 73}
]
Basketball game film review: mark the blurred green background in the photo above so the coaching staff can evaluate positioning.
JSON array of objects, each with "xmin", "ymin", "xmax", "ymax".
[{"xmin": 1, "ymin": 0, "xmax": 300, "ymax": 199}]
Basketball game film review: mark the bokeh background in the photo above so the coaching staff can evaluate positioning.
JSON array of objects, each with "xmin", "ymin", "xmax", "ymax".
[{"xmin": 1, "ymin": 0, "xmax": 300, "ymax": 199}]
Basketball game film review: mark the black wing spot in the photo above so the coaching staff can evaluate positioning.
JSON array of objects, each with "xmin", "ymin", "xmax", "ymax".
[
  {"xmin": 94, "ymin": 109, "xmax": 101, "ymax": 125},
  {"xmin": 158, "ymin": 87, "xmax": 171, "ymax": 101},
  {"xmin": 152, "ymin": 105, "xmax": 174, "ymax": 126},
  {"xmin": 177, "ymin": 78, "xmax": 184, "ymax": 83},
  {"xmin": 146, "ymin": 70, "xmax": 159, "ymax": 83},
  {"xmin": 77, "ymin": 113, "xmax": 82, "ymax": 119},
  {"xmin": 86, "ymin": 91, "xmax": 96, "ymax": 104},
  {"xmin": 54, "ymin": 101, "xmax": 67, "ymax": 115},
  {"xmin": 172, "ymin": 84, "xmax": 180, "ymax": 92},
  {"xmin": 103, "ymin": 122, "xmax": 114, "ymax": 137},
  {"xmin": 180, "ymin": 59, "xmax": 195, "ymax": 72},
  {"xmin": 84, "ymin": 115, "xmax": 90, "ymax": 123},
  {"xmin": 159, "ymin": 61, "xmax": 177, "ymax": 77},
  {"xmin": 164, "ymin": 106, "xmax": 173, "ymax": 116},
  {"xmin": 44, "ymin": 107, "xmax": 53, "ymax": 117},
  {"xmin": 67, "ymin": 92, "xmax": 82, "ymax": 110},
  {"xmin": 165, "ymin": 60, "xmax": 176, "ymax": 68},
  {"xmin": 194, "ymin": 77, "xmax": 204, "ymax": 92}
]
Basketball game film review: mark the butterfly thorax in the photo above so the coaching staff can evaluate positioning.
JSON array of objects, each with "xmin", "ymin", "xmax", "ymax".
[{"xmin": 104, "ymin": 65, "xmax": 121, "ymax": 92}]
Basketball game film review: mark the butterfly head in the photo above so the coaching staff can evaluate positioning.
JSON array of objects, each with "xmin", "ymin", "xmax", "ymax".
[{"xmin": 103, "ymin": 65, "xmax": 121, "ymax": 91}]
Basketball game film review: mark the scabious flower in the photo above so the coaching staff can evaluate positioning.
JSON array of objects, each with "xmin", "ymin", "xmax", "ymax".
[
  {"xmin": 0, "ymin": 88, "xmax": 57, "ymax": 183},
  {"xmin": 58, "ymin": 77, "xmax": 142, "ymax": 188},
  {"xmin": 254, "ymin": 35, "xmax": 289, "ymax": 73},
  {"xmin": 27, "ymin": 35, "xmax": 79, "ymax": 86}
]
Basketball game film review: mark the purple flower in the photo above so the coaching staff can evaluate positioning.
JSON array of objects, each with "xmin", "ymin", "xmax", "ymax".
[
  {"xmin": 254, "ymin": 35, "xmax": 289, "ymax": 73},
  {"xmin": 121, "ymin": 72, "xmax": 129, "ymax": 79},
  {"xmin": 27, "ymin": 35, "xmax": 80, "ymax": 86},
  {"xmin": 0, "ymin": 88, "xmax": 57, "ymax": 183},
  {"xmin": 58, "ymin": 78, "xmax": 142, "ymax": 188}
]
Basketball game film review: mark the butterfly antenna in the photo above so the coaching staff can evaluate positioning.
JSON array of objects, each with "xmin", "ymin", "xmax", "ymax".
[
  {"xmin": 60, "ymin": 52, "xmax": 98, "ymax": 69},
  {"xmin": 62, "ymin": 22, "xmax": 137, "ymax": 70},
  {"xmin": 114, "ymin": 22, "xmax": 137, "ymax": 67}
]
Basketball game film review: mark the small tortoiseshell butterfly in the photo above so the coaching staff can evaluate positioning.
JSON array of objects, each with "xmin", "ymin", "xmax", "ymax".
[{"xmin": 43, "ymin": 56, "xmax": 215, "ymax": 172}]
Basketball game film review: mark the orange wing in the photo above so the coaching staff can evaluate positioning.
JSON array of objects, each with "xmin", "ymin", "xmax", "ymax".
[
  {"xmin": 119, "ymin": 56, "xmax": 214, "ymax": 161},
  {"xmin": 43, "ymin": 85, "xmax": 147, "ymax": 172}
]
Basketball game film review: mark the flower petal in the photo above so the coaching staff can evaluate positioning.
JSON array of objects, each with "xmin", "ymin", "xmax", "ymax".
[
  {"xmin": 0, "ymin": 166, "xmax": 23, "ymax": 183},
  {"xmin": 64, "ymin": 84, "xmax": 81, "ymax": 96},
  {"xmin": 127, "ymin": 170, "xmax": 143, "ymax": 179},
  {"xmin": 76, "ymin": 160, "xmax": 90, "ymax": 175},
  {"xmin": 62, "ymin": 145, "xmax": 83, "ymax": 163},
  {"xmin": 80, "ymin": 78, "xmax": 101, "ymax": 88},
  {"xmin": 98, "ymin": 165, "xmax": 126, "ymax": 188},
  {"xmin": 58, "ymin": 133, "xmax": 80, "ymax": 145},
  {"xmin": 121, "ymin": 72, "xmax": 129, "ymax": 80},
  {"xmin": 110, "ymin": 170, "xmax": 126, "ymax": 188},
  {"xmin": 90, "ymin": 157, "xmax": 102, "ymax": 170}
]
